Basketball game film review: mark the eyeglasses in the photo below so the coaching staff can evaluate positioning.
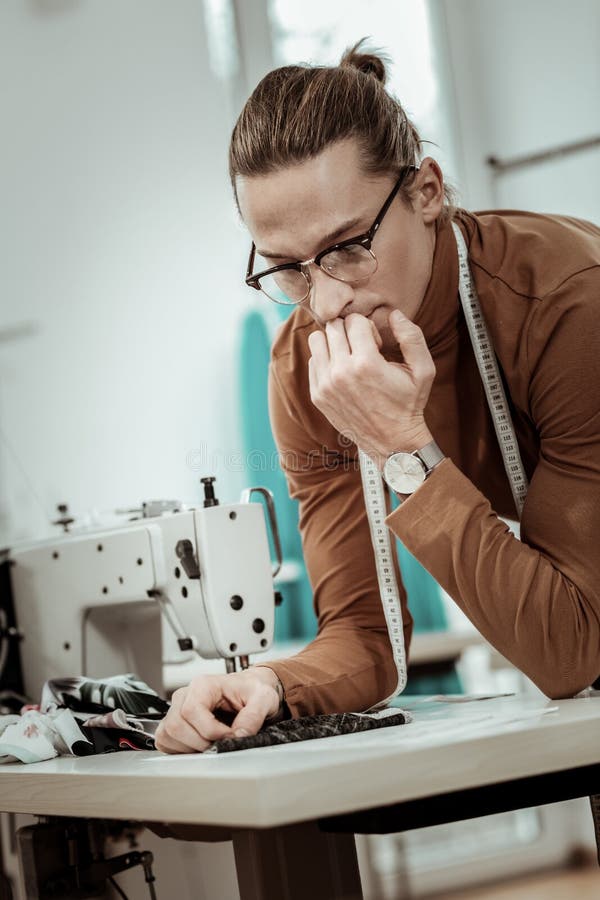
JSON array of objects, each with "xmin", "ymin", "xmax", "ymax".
[{"xmin": 245, "ymin": 165, "xmax": 418, "ymax": 306}]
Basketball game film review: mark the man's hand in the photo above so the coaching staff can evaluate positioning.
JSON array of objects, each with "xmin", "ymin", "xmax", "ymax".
[
  {"xmin": 155, "ymin": 666, "xmax": 283, "ymax": 754},
  {"xmin": 307, "ymin": 310, "xmax": 435, "ymax": 467}
]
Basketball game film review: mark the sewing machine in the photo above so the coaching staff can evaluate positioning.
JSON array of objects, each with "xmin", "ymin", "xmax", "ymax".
[
  {"xmin": 0, "ymin": 478, "xmax": 288, "ymax": 898},
  {"xmin": 1, "ymin": 477, "xmax": 283, "ymax": 704}
]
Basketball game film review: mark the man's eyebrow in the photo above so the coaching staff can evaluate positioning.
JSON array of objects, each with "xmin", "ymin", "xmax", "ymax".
[{"xmin": 256, "ymin": 216, "xmax": 365, "ymax": 260}]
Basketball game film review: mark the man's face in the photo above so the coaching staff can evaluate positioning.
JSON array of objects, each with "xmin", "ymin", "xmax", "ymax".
[{"xmin": 236, "ymin": 138, "xmax": 443, "ymax": 352}]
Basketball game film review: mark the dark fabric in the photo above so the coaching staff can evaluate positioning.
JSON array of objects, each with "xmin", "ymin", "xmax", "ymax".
[
  {"xmin": 207, "ymin": 710, "xmax": 409, "ymax": 754},
  {"xmin": 79, "ymin": 724, "xmax": 155, "ymax": 755}
]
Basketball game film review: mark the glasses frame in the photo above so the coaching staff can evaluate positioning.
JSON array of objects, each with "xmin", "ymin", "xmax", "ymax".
[{"xmin": 245, "ymin": 165, "xmax": 418, "ymax": 305}]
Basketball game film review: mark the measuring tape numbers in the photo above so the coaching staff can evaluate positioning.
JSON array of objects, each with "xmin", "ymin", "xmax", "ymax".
[
  {"xmin": 359, "ymin": 449, "xmax": 408, "ymax": 707},
  {"xmin": 451, "ymin": 223, "xmax": 529, "ymax": 517}
]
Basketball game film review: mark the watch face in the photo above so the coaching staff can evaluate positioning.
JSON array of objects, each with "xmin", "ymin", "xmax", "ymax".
[{"xmin": 383, "ymin": 453, "xmax": 426, "ymax": 494}]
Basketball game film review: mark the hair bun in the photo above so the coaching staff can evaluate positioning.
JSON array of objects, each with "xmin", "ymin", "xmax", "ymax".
[{"xmin": 340, "ymin": 38, "xmax": 388, "ymax": 84}]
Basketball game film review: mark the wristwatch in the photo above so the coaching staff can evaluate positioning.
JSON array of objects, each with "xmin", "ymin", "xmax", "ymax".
[{"xmin": 382, "ymin": 440, "xmax": 445, "ymax": 496}]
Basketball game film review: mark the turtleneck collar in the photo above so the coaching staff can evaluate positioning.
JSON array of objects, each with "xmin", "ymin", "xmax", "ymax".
[
  {"xmin": 412, "ymin": 215, "xmax": 462, "ymax": 356},
  {"xmin": 381, "ymin": 215, "xmax": 462, "ymax": 364}
]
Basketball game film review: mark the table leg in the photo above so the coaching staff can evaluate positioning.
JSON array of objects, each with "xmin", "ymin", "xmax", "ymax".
[{"xmin": 232, "ymin": 820, "xmax": 364, "ymax": 900}]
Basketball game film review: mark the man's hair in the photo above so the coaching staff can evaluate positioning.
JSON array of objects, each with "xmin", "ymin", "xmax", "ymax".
[{"xmin": 229, "ymin": 38, "xmax": 456, "ymax": 221}]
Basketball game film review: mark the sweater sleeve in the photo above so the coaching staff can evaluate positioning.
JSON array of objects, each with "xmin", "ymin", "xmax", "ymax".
[
  {"xmin": 386, "ymin": 269, "xmax": 600, "ymax": 699},
  {"xmin": 258, "ymin": 360, "xmax": 413, "ymax": 717}
]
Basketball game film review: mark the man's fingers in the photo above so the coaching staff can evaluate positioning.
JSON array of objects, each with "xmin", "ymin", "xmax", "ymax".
[
  {"xmin": 155, "ymin": 671, "xmax": 281, "ymax": 755},
  {"xmin": 389, "ymin": 310, "xmax": 435, "ymax": 382},
  {"xmin": 344, "ymin": 314, "xmax": 382, "ymax": 356},
  {"xmin": 169, "ymin": 680, "xmax": 235, "ymax": 743},
  {"xmin": 324, "ymin": 319, "xmax": 350, "ymax": 360},
  {"xmin": 307, "ymin": 328, "xmax": 330, "ymax": 370},
  {"xmin": 155, "ymin": 724, "xmax": 204, "ymax": 755},
  {"xmin": 158, "ymin": 712, "xmax": 223, "ymax": 752},
  {"xmin": 179, "ymin": 697, "xmax": 237, "ymax": 743},
  {"xmin": 229, "ymin": 686, "xmax": 275, "ymax": 737},
  {"xmin": 370, "ymin": 320, "xmax": 383, "ymax": 350}
]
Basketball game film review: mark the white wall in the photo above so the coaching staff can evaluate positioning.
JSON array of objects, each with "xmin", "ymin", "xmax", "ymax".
[
  {"xmin": 0, "ymin": 0, "xmax": 251, "ymax": 545},
  {"xmin": 439, "ymin": 0, "xmax": 600, "ymax": 218}
]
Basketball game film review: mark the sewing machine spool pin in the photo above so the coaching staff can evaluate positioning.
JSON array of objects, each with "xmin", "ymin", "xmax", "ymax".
[
  {"xmin": 201, "ymin": 476, "xmax": 219, "ymax": 508},
  {"xmin": 52, "ymin": 503, "xmax": 74, "ymax": 533}
]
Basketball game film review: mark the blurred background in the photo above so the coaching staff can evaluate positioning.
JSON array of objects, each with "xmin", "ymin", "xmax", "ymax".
[
  {"xmin": 1, "ymin": 1, "xmax": 599, "ymax": 898},
  {"xmin": 2, "ymin": 0, "xmax": 599, "ymax": 549}
]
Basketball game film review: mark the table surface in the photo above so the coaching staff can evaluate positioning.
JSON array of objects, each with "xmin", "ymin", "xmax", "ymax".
[{"xmin": 1, "ymin": 694, "xmax": 599, "ymax": 829}]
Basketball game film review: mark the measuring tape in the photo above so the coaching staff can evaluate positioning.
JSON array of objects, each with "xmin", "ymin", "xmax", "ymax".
[
  {"xmin": 451, "ymin": 223, "xmax": 529, "ymax": 516},
  {"xmin": 360, "ymin": 222, "xmax": 530, "ymax": 707},
  {"xmin": 359, "ymin": 450, "xmax": 408, "ymax": 708}
]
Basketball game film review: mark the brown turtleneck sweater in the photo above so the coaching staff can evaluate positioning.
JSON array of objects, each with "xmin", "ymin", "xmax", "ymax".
[{"xmin": 259, "ymin": 209, "xmax": 600, "ymax": 716}]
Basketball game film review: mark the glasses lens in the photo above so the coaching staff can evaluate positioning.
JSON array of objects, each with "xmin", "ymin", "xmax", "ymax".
[
  {"xmin": 319, "ymin": 244, "xmax": 377, "ymax": 282},
  {"xmin": 258, "ymin": 269, "xmax": 309, "ymax": 305}
]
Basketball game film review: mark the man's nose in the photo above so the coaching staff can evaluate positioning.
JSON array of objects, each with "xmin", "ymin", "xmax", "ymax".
[{"xmin": 307, "ymin": 265, "xmax": 354, "ymax": 323}]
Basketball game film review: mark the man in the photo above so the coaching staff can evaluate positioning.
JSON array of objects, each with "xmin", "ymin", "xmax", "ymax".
[{"xmin": 155, "ymin": 44, "xmax": 600, "ymax": 754}]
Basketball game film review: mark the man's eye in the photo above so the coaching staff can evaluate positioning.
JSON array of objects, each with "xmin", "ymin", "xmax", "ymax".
[
  {"xmin": 321, "ymin": 244, "xmax": 365, "ymax": 269},
  {"xmin": 339, "ymin": 244, "xmax": 364, "ymax": 257}
]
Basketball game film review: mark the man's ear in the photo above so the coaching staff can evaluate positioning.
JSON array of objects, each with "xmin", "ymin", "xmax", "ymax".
[{"xmin": 414, "ymin": 157, "xmax": 445, "ymax": 224}]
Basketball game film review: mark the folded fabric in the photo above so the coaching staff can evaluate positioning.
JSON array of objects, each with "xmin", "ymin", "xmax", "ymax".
[
  {"xmin": 80, "ymin": 708, "xmax": 160, "ymax": 738},
  {"xmin": 77, "ymin": 708, "xmax": 160, "ymax": 753},
  {"xmin": 205, "ymin": 707, "xmax": 412, "ymax": 754},
  {"xmin": 0, "ymin": 708, "xmax": 93, "ymax": 764},
  {"xmin": 0, "ymin": 673, "xmax": 169, "ymax": 764}
]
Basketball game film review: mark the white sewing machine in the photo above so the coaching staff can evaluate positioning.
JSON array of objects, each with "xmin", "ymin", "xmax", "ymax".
[{"xmin": 1, "ymin": 477, "xmax": 283, "ymax": 703}]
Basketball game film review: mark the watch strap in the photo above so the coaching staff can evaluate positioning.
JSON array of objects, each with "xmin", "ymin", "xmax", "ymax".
[{"xmin": 414, "ymin": 440, "xmax": 445, "ymax": 475}]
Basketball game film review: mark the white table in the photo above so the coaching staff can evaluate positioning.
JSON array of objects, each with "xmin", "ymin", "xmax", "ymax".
[{"xmin": 2, "ymin": 694, "xmax": 600, "ymax": 899}]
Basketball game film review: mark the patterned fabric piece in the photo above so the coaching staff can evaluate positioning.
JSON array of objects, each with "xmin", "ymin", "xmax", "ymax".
[
  {"xmin": 78, "ymin": 721, "xmax": 155, "ymax": 754},
  {"xmin": 41, "ymin": 673, "xmax": 169, "ymax": 718},
  {"xmin": 0, "ymin": 674, "xmax": 169, "ymax": 763},
  {"xmin": 205, "ymin": 708, "xmax": 411, "ymax": 754},
  {"xmin": 81, "ymin": 708, "xmax": 160, "ymax": 737},
  {"xmin": 75, "ymin": 707, "xmax": 162, "ymax": 754}
]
